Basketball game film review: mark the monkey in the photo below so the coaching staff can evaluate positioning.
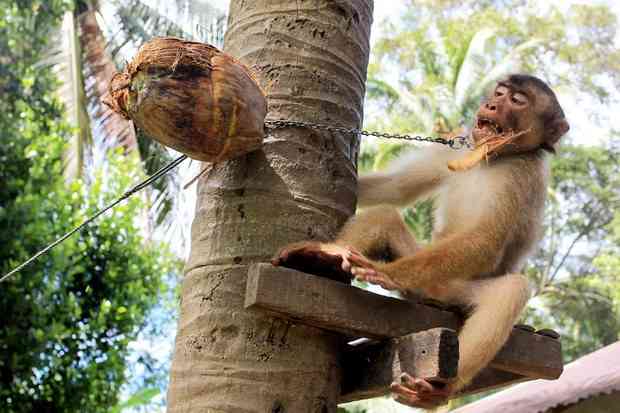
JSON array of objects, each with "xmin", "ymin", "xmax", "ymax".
[{"xmin": 272, "ymin": 74, "xmax": 570, "ymax": 408}]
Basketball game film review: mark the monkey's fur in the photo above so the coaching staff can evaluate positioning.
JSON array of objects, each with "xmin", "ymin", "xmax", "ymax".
[{"xmin": 273, "ymin": 74, "xmax": 569, "ymax": 408}]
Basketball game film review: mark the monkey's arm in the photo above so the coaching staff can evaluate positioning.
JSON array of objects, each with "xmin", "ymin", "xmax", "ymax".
[
  {"xmin": 358, "ymin": 146, "xmax": 456, "ymax": 207},
  {"xmin": 368, "ymin": 226, "xmax": 508, "ymax": 292}
]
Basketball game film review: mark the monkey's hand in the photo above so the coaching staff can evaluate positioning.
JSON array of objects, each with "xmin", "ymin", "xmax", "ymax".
[
  {"xmin": 349, "ymin": 255, "xmax": 404, "ymax": 291},
  {"xmin": 391, "ymin": 373, "xmax": 453, "ymax": 409},
  {"xmin": 272, "ymin": 242, "xmax": 357, "ymax": 283}
]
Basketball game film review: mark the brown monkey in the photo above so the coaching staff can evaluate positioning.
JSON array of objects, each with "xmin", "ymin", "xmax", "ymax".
[{"xmin": 272, "ymin": 74, "xmax": 569, "ymax": 408}]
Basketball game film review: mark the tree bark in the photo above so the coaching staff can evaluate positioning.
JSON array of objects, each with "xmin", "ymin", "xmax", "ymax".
[{"xmin": 167, "ymin": 1, "xmax": 373, "ymax": 412}]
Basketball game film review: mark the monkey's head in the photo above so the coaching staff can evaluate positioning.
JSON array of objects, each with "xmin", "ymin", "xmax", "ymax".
[{"xmin": 472, "ymin": 74, "xmax": 569, "ymax": 154}]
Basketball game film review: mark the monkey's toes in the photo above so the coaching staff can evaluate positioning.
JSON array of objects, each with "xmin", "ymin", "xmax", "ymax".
[
  {"xmin": 390, "ymin": 376, "xmax": 451, "ymax": 409},
  {"xmin": 271, "ymin": 242, "xmax": 353, "ymax": 284}
]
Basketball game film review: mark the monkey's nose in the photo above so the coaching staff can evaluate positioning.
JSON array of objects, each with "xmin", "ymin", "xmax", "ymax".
[{"xmin": 485, "ymin": 102, "xmax": 497, "ymax": 111}]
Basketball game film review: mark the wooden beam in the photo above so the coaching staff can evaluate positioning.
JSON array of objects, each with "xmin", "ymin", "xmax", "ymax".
[
  {"xmin": 493, "ymin": 327, "xmax": 562, "ymax": 379},
  {"xmin": 340, "ymin": 337, "xmax": 533, "ymax": 402},
  {"xmin": 459, "ymin": 368, "xmax": 528, "ymax": 397},
  {"xmin": 245, "ymin": 264, "xmax": 563, "ymax": 381},
  {"xmin": 340, "ymin": 328, "xmax": 459, "ymax": 403},
  {"xmin": 245, "ymin": 263, "xmax": 459, "ymax": 339}
]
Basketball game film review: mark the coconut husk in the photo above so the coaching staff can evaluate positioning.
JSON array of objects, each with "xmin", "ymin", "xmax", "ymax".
[
  {"xmin": 447, "ymin": 129, "xmax": 529, "ymax": 172},
  {"xmin": 104, "ymin": 37, "xmax": 267, "ymax": 162}
]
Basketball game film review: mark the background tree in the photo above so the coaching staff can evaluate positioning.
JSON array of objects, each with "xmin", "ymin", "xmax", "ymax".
[
  {"xmin": 49, "ymin": 1, "xmax": 226, "ymax": 409},
  {"xmin": 0, "ymin": 1, "xmax": 181, "ymax": 412},
  {"xmin": 0, "ymin": 0, "xmax": 229, "ymax": 411}
]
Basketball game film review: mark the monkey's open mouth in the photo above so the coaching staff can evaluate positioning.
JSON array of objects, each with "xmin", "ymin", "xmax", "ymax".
[
  {"xmin": 452, "ymin": 119, "xmax": 528, "ymax": 172},
  {"xmin": 476, "ymin": 117, "xmax": 504, "ymax": 135}
]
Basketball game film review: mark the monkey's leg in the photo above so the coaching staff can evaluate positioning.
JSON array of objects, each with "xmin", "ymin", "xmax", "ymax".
[
  {"xmin": 336, "ymin": 205, "xmax": 419, "ymax": 260},
  {"xmin": 391, "ymin": 273, "xmax": 530, "ymax": 408},
  {"xmin": 273, "ymin": 206, "xmax": 417, "ymax": 282},
  {"xmin": 455, "ymin": 273, "xmax": 530, "ymax": 387}
]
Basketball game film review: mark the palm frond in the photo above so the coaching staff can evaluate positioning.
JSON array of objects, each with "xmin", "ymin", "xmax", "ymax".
[
  {"xmin": 78, "ymin": 9, "xmax": 137, "ymax": 151},
  {"xmin": 453, "ymin": 28, "xmax": 497, "ymax": 110},
  {"xmin": 47, "ymin": 11, "xmax": 93, "ymax": 180},
  {"xmin": 102, "ymin": 0, "xmax": 226, "ymax": 231},
  {"xmin": 469, "ymin": 38, "xmax": 543, "ymax": 106},
  {"xmin": 105, "ymin": 0, "xmax": 225, "ymax": 59},
  {"xmin": 135, "ymin": 128, "xmax": 183, "ymax": 232}
]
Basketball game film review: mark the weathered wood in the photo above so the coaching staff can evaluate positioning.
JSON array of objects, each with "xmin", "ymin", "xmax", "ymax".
[
  {"xmin": 341, "ymin": 339, "xmax": 530, "ymax": 402},
  {"xmin": 339, "ymin": 332, "xmax": 561, "ymax": 403},
  {"xmin": 340, "ymin": 328, "xmax": 459, "ymax": 402},
  {"xmin": 245, "ymin": 263, "xmax": 564, "ymax": 380},
  {"xmin": 458, "ymin": 368, "xmax": 528, "ymax": 397},
  {"xmin": 245, "ymin": 263, "xmax": 459, "ymax": 339},
  {"xmin": 536, "ymin": 328, "xmax": 561, "ymax": 339},
  {"xmin": 493, "ymin": 327, "xmax": 562, "ymax": 379},
  {"xmin": 515, "ymin": 324, "xmax": 536, "ymax": 332}
]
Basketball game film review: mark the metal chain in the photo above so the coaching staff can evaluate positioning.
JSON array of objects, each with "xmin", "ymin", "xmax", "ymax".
[
  {"xmin": 265, "ymin": 119, "xmax": 473, "ymax": 150},
  {"xmin": 3, "ymin": 120, "xmax": 470, "ymax": 283}
]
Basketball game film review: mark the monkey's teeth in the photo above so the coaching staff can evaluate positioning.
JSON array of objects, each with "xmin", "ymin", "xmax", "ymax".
[{"xmin": 477, "ymin": 118, "xmax": 504, "ymax": 135}]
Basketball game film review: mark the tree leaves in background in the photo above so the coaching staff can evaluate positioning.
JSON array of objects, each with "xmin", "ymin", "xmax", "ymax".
[{"xmin": 0, "ymin": 2, "xmax": 180, "ymax": 412}]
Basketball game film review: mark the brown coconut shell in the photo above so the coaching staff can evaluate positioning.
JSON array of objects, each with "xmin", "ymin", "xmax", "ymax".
[{"xmin": 104, "ymin": 37, "xmax": 267, "ymax": 162}]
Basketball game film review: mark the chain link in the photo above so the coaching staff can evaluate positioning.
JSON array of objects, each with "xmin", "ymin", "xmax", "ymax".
[{"xmin": 264, "ymin": 119, "xmax": 472, "ymax": 150}]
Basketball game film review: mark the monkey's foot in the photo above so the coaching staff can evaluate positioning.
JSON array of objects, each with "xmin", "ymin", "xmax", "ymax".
[
  {"xmin": 390, "ymin": 373, "xmax": 452, "ymax": 409},
  {"xmin": 350, "ymin": 259, "xmax": 402, "ymax": 291},
  {"xmin": 271, "ymin": 242, "xmax": 356, "ymax": 283}
]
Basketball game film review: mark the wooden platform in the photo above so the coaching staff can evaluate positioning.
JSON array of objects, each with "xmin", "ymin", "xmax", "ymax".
[{"xmin": 245, "ymin": 263, "xmax": 563, "ymax": 402}]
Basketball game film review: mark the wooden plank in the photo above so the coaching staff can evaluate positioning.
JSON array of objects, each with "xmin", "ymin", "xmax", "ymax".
[
  {"xmin": 493, "ymin": 328, "xmax": 562, "ymax": 379},
  {"xmin": 340, "ymin": 328, "xmax": 459, "ymax": 403},
  {"xmin": 245, "ymin": 263, "xmax": 459, "ymax": 339},
  {"xmin": 341, "ymin": 340, "xmax": 530, "ymax": 402},
  {"xmin": 458, "ymin": 368, "xmax": 528, "ymax": 397},
  {"xmin": 245, "ymin": 264, "xmax": 563, "ymax": 380}
]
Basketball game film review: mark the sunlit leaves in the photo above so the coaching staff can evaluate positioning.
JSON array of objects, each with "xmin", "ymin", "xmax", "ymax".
[{"xmin": 0, "ymin": 1, "xmax": 180, "ymax": 412}]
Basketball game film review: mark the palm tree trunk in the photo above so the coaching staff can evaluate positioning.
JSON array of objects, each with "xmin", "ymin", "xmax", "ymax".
[{"xmin": 167, "ymin": 1, "xmax": 373, "ymax": 411}]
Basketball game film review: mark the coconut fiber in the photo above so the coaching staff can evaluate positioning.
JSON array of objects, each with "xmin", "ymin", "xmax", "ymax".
[{"xmin": 105, "ymin": 37, "xmax": 267, "ymax": 162}]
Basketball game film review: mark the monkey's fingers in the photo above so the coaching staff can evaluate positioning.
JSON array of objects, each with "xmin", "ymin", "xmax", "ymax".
[
  {"xmin": 347, "ymin": 250, "xmax": 376, "ymax": 269},
  {"xmin": 400, "ymin": 373, "xmax": 434, "ymax": 392},
  {"xmin": 390, "ymin": 383, "xmax": 448, "ymax": 409},
  {"xmin": 317, "ymin": 244, "xmax": 353, "ymax": 272},
  {"xmin": 400, "ymin": 374, "xmax": 452, "ymax": 397},
  {"xmin": 271, "ymin": 241, "xmax": 318, "ymax": 266},
  {"xmin": 341, "ymin": 255, "xmax": 352, "ymax": 272},
  {"xmin": 271, "ymin": 242, "xmax": 353, "ymax": 282},
  {"xmin": 353, "ymin": 269, "xmax": 401, "ymax": 290},
  {"xmin": 351, "ymin": 267, "xmax": 377, "ymax": 278},
  {"xmin": 345, "ymin": 245, "xmax": 363, "ymax": 256}
]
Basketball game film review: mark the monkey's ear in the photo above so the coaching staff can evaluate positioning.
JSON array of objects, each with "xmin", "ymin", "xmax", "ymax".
[{"xmin": 548, "ymin": 118, "xmax": 570, "ymax": 146}]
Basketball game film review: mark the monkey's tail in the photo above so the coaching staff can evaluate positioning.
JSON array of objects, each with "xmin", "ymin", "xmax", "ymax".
[{"xmin": 455, "ymin": 273, "xmax": 530, "ymax": 388}]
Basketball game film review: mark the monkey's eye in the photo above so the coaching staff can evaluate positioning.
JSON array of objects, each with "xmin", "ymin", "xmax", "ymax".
[
  {"xmin": 493, "ymin": 85, "xmax": 509, "ymax": 98},
  {"xmin": 494, "ymin": 85, "xmax": 509, "ymax": 97},
  {"xmin": 511, "ymin": 92, "xmax": 528, "ymax": 105}
]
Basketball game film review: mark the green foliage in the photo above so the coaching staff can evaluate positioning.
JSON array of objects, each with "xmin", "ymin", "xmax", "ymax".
[
  {"xmin": 366, "ymin": 0, "xmax": 620, "ymax": 135},
  {"xmin": 363, "ymin": 2, "xmax": 620, "ymax": 407},
  {"xmin": 110, "ymin": 387, "xmax": 160, "ymax": 413},
  {"xmin": 525, "ymin": 144, "xmax": 620, "ymax": 360},
  {"xmin": 0, "ymin": 1, "xmax": 179, "ymax": 412}
]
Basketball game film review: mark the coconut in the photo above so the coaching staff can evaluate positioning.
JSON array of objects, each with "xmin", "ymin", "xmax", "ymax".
[{"xmin": 104, "ymin": 37, "xmax": 267, "ymax": 162}]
